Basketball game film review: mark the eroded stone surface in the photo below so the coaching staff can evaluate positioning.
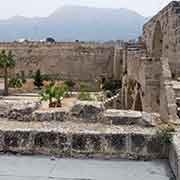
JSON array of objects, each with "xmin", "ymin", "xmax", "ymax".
[
  {"xmin": 32, "ymin": 108, "xmax": 70, "ymax": 122},
  {"xmin": 71, "ymin": 101, "xmax": 105, "ymax": 122},
  {"xmin": 103, "ymin": 110, "xmax": 160, "ymax": 127},
  {"xmin": 0, "ymin": 119, "xmax": 166, "ymax": 159},
  {"xmin": 0, "ymin": 99, "xmax": 40, "ymax": 121}
]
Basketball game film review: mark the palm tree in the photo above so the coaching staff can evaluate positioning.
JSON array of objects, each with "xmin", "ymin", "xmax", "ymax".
[{"xmin": 0, "ymin": 50, "xmax": 16, "ymax": 96}]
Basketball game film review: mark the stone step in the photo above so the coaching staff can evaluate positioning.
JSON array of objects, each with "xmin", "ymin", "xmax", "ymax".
[
  {"xmin": 0, "ymin": 119, "xmax": 165, "ymax": 160},
  {"xmin": 103, "ymin": 109, "xmax": 160, "ymax": 127}
]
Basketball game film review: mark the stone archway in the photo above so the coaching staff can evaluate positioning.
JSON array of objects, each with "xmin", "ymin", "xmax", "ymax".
[{"xmin": 152, "ymin": 21, "xmax": 163, "ymax": 58}]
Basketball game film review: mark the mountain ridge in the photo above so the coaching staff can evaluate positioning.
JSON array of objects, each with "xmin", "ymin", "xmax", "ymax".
[{"xmin": 0, "ymin": 6, "xmax": 147, "ymax": 42}]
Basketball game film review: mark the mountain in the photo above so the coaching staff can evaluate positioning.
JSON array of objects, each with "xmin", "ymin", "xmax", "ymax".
[{"xmin": 0, "ymin": 6, "xmax": 147, "ymax": 42}]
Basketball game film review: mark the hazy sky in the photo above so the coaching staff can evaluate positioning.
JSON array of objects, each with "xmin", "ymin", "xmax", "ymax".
[{"xmin": 0, "ymin": 0, "xmax": 172, "ymax": 19}]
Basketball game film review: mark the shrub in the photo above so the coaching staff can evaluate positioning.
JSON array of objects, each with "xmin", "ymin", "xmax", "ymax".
[
  {"xmin": 9, "ymin": 78, "xmax": 23, "ymax": 88},
  {"xmin": 41, "ymin": 83, "xmax": 69, "ymax": 107},
  {"xmin": 41, "ymin": 74, "xmax": 52, "ymax": 81},
  {"xmin": 33, "ymin": 69, "xmax": 44, "ymax": 89},
  {"xmin": 64, "ymin": 80, "xmax": 76, "ymax": 91},
  {"xmin": 54, "ymin": 84, "xmax": 69, "ymax": 104},
  {"xmin": 157, "ymin": 126, "xmax": 175, "ymax": 145}
]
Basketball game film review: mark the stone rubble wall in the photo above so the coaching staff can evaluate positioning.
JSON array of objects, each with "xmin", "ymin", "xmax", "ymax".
[
  {"xmin": 0, "ymin": 99, "xmax": 41, "ymax": 121},
  {"xmin": 0, "ymin": 99, "xmax": 160, "ymax": 127}
]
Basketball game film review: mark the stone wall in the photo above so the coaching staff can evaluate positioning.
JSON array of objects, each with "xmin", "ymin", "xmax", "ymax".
[
  {"xmin": 121, "ymin": 47, "xmax": 161, "ymax": 113},
  {"xmin": 143, "ymin": 1, "xmax": 180, "ymax": 77},
  {"xmin": 160, "ymin": 57, "xmax": 178, "ymax": 123},
  {"xmin": 0, "ymin": 42, "xmax": 122, "ymax": 81}
]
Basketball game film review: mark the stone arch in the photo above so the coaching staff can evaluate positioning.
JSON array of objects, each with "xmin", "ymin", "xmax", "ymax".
[{"xmin": 152, "ymin": 21, "xmax": 163, "ymax": 58}]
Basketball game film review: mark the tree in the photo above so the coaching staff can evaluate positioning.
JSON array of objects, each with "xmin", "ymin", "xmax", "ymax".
[
  {"xmin": 33, "ymin": 69, "xmax": 43, "ymax": 89},
  {"xmin": 0, "ymin": 50, "xmax": 15, "ymax": 96}
]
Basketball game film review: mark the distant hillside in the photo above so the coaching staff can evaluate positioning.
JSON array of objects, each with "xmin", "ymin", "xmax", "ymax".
[{"xmin": 0, "ymin": 6, "xmax": 147, "ymax": 42}]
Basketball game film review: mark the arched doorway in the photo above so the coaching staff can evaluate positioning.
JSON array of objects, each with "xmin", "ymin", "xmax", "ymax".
[{"xmin": 152, "ymin": 21, "xmax": 163, "ymax": 58}]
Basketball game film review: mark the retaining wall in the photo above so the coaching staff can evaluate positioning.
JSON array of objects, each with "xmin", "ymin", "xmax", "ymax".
[{"xmin": 0, "ymin": 128, "xmax": 168, "ymax": 160}]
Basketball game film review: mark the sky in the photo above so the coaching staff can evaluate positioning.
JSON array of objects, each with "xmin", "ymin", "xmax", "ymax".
[{"xmin": 0, "ymin": 0, "xmax": 173, "ymax": 19}]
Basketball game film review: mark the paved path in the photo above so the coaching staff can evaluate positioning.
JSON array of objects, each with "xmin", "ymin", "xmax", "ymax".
[{"xmin": 0, "ymin": 155, "xmax": 173, "ymax": 180}]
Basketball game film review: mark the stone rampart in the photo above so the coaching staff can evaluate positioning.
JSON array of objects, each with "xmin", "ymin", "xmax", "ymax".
[{"xmin": 0, "ymin": 42, "xmax": 122, "ymax": 81}]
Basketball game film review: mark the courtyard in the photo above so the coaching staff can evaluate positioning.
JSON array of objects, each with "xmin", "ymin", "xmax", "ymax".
[{"xmin": 0, "ymin": 155, "xmax": 174, "ymax": 180}]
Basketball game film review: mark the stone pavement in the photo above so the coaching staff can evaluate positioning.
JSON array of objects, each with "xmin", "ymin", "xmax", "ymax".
[{"xmin": 0, "ymin": 155, "xmax": 173, "ymax": 180}]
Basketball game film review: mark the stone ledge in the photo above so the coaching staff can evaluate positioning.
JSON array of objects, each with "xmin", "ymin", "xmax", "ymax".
[
  {"xmin": 0, "ymin": 121, "xmax": 167, "ymax": 160},
  {"xmin": 0, "ymin": 100, "xmax": 40, "ymax": 121},
  {"xmin": 32, "ymin": 108, "xmax": 70, "ymax": 122},
  {"xmin": 103, "ymin": 110, "xmax": 160, "ymax": 127},
  {"xmin": 70, "ymin": 101, "xmax": 105, "ymax": 123}
]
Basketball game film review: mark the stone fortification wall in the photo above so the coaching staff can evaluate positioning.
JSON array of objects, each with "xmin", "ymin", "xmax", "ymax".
[
  {"xmin": 0, "ymin": 42, "xmax": 119, "ymax": 81},
  {"xmin": 143, "ymin": 1, "xmax": 180, "ymax": 77}
]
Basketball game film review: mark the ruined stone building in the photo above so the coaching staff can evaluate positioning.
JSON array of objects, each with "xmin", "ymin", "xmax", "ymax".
[{"xmin": 1, "ymin": 1, "xmax": 180, "ymax": 123}]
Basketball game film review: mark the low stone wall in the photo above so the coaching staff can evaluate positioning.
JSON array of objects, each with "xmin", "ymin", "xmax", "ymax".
[
  {"xmin": 0, "ymin": 99, "xmax": 40, "ymax": 121},
  {"xmin": 0, "ymin": 128, "xmax": 167, "ymax": 160},
  {"xmin": 0, "ymin": 99, "xmax": 161, "ymax": 128}
]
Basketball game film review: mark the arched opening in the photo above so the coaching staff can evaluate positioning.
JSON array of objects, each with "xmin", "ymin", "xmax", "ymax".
[{"xmin": 152, "ymin": 21, "xmax": 163, "ymax": 58}]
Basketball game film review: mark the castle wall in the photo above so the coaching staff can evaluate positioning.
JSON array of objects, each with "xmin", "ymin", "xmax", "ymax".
[
  {"xmin": 0, "ymin": 42, "xmax": 117, "ymax": 81},
  {"xmin": 143, "ymin": 1, "xmax": 180, "ymax": 77}
]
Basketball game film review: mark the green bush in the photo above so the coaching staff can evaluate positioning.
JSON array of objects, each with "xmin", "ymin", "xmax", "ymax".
[
  {"xmin": 9, "ymin": 78, "xmax": 23, "ymax": 88},
  {"xmin": 41, "ymin": 83, "xmax": 69, "ymax": 107},
  {"xmin": 64, "ymin": 80, "xmax": 76, "ymax": 91},
  {"xmin": 41, "ymin": 74, "xmax": 52, "ymax": 81},
  {"xmin": 157, "ymin": 126, "xmax": 175, "ymax": 145},
  {"xmin": 33, "ymin": 69, "xmax": 44, "ymax": 89}
]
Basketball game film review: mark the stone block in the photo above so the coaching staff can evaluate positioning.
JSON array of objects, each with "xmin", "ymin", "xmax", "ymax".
[
  {"xmin": 111, "ymin": 134, "xmax": 126, "ymax": 151},
  {"xmin": 32, "ymin": 108, "xmax": 69, "ymax": 122},
  {"xmin": 103, "ymin": 110, "xmax": 142, "ymax": 125},
  {"xmin": 131, "ymin": 134, "xmax": 146, "ymax": 154},
  {"xmin": 34, "ymin": 132, "xmax": 59, "ymax": 148},
  {"xmin": 71, "ymin": 101, "xmax": 104, "ymax": 122},
  {"xmin": 72, "ymin": 134, "xmax": 87, "ymax": 151}
]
